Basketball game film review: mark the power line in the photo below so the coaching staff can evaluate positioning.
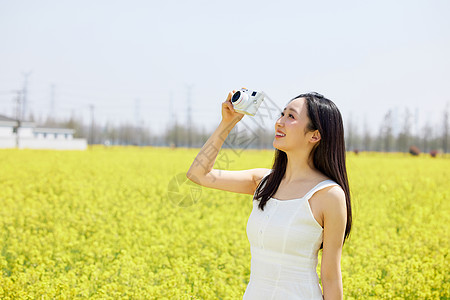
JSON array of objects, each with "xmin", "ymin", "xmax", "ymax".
[
  {"xmin": 14, "ymin": 90, "xmax": 23, "ymax": 148},
  {"xmin": 169, "ymin": 90, "xmax": 178, "ymax": 147},
  {"xmin": 50, "ymin": 84, "xmax": 56, "ymax": 118},
  {"xmin": 14, "ymin": 90, "xmax": 22, "ymax": 120},
  {"xmin": 186, "ymin": 84, "xmax": 193, "ymax": 147},
  {"xmin": 21, "ymin": 71, "xmax": 32, "ymax": 120},
  {"xmin": 89, "ymin": 104, "xmax": 95, "ymax": 145}
]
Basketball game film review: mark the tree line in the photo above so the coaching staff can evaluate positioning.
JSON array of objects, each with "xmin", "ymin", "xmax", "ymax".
[
  {"xmin": 32, "ymin": 106, "xmax": 449, "ymax": 153},
  {"xmin": 345, "ymin": 108, "xmax": 449, "ymax": 153}
]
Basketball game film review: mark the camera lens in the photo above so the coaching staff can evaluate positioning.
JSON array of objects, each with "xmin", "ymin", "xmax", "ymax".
[{"xmin": 231, "ymin": 91, "xmax": 241, "ymax": 103}]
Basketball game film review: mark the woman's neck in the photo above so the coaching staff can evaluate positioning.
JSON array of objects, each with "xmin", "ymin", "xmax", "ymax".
[{"xmin": 283, "ymin": 150, "xmax": 318, "ymax": 184}]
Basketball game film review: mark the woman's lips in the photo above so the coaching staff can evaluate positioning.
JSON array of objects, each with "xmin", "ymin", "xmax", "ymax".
[{"xmin": 275, "ymin": 131, "xmax": 286, "ymax": 138}]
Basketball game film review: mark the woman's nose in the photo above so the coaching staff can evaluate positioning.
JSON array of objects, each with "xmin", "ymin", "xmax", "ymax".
[{"xmin": 276, "ymin": 116, "xmax": 284, "ymax": 127}]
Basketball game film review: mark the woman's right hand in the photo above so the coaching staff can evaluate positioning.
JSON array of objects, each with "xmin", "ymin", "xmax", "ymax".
[{"xmin": 221, "ymin": 90, "xmax": 245, "ymax": 124}]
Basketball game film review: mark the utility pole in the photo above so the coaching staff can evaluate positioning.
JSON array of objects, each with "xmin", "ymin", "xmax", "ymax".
[
  {"xmin": 169, "ymin": 91, "xmax": 178, "ymax": 147},
  {"xmin": 414, "ymin": 108, "xmax": 419, "ymax": 146},
  {"xmin": 21, "ymin": 71, "xmax": 32, "ymax": 120},
  {"xmin": 14, "ymin": 90, "xmax": 23, "ymax": 148},
  {"xmin": 444, "ymin": 103, "xmax": 449, "ymax": 153},
  {"xmin": 134, "ymin": 98, "xmax": 140, "ymax": 146},
  {"xmin": 14, "ymin": 90, "xmax": 22, "ymax": 121},
  {"xmin": 186, "ymin": 85, "xmax": 193, "ymax": 148},
  {"xmin": 50, "ymin": 84, "xmax": 55, "ymax": 118},
  {"xmin": 89, "ymin": 104, "xmax": 95, "ymax": 146}
]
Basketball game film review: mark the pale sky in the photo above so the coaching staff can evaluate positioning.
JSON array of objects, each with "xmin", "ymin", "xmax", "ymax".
[{"xmin": 0, "ymin": 0, "xmax": 449, "ymax": 136}]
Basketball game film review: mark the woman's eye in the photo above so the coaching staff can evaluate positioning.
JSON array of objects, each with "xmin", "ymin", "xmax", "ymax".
[{"xmin": 280, "ymin": 112, "xmax": 294, "ymax": 119}]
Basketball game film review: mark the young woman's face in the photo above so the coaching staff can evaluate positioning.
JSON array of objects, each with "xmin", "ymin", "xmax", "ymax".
[{"xmin": 273, "ymin": 97, "xmax": 315, "ymax": 152}]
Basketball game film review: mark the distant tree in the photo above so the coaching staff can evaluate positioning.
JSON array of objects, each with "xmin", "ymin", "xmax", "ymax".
[
  {"xmin": 421, "ymin": 122, "xmax": 433, "ymax": 153},
  {"xmin": 379, "ymin": 110, "xmax": 394, "ymax": 152},
  {"xmin": 27, "ymin": 112, "xmax": 35, "ymax": 122},
  {"xmin": 255, "ymin": 127, "xmax": 265, "ymax": 149},
  {"xmin": 64, "ymin": 114, "xmax": 86, "ymax": 139},
  {"xmin": 165, "ymin": 123, "xmax": 190, "ymax": 147},
  {"xmin": 397, "ymin": 108, "xmax": 412, "ymax": 152},
  {"xmin": 443, "ymin": 104, "xmax": 449, "ymax": 153},
  {"xmin": 118, "ymin": 122, "xmax": 137, "ymax": 145},
  {"xmin": 345, "ymin": 114, "xmax": 363, "ymax": 152},
  {"xmin": 199, "ymin": 126, "xmax": 209, "ymax": 145},
  {"xmin": 345, "ymin": 114, "xmax": 354, "ymax": 151},
  {"xmin": 43, "ymin": 115, "xmax": 58, "ymax": 127},
  {"xmin": 362, "ymin": 120, "xmax": 372, "ymax": 151}
]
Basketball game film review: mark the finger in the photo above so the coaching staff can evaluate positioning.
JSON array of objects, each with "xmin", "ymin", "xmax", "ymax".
[
  {"xmin": 226, "ymin": 92, "xmax": 232, "ymax": 101},
  {"xmin": 223, "ymin": 101, "xmax": 234, "ymax": 111},
  {"xmin": 227, "ymin": 102, "xmax": 235, "ymax": 112}
]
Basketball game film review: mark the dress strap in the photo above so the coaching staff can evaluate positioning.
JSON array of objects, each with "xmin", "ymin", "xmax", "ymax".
[{"xmin": 303, "ymin": 180, "xmax": 339, "ymax": 201}]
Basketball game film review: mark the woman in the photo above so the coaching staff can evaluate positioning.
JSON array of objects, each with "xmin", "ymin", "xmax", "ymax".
[{"xmin": 186, "ymin": 90, "xmax": 352, "ymax": 299}]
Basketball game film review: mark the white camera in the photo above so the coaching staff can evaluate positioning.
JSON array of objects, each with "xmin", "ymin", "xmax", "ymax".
[{"xmin": 231, "ymin": 88, "xmax": 265, "ymax": 116}]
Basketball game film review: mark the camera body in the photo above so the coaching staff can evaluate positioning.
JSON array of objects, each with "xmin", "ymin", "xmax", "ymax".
[{"xmin": 231, "ymin": 88, "xmax": 265, "ymax": 116}]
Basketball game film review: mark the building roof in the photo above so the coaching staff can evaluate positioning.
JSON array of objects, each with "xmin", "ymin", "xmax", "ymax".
[
  {"xmin": 0, "ymin": 115, "xmax": 17, "ymax": 122},
  {"xmin": 0, "ymin": 115, "xmax": 34, "ymax": 126},
  {"xmin": 0, "ymin": 114, "xmax": 18, "ymax": 127},
  {"xmin": 0, "ymin": 115, "xmax": 75, "ymax": 134},
  {"xmin": 34, "ymin": 127, "xmax": 75, "ymax": 134}
]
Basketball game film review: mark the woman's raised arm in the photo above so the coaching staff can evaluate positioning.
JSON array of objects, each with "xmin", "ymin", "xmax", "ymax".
[{"xmin": 186, "ymin": 91, "xmax": 269, "ymax": 195}]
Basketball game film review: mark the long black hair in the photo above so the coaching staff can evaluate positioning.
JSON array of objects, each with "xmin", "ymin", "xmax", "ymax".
[{"xmin": 253, "ymin": 92, "xmax": 352, "ymax": 244}]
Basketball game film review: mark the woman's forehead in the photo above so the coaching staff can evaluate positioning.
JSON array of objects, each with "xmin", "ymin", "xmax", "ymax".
[{"xmin": 285, "ymin": 97, "xmax": 306, "ymax": 113}]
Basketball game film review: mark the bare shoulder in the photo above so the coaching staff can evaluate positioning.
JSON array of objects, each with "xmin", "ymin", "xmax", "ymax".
[
  {"xmin": 315, "ymin": 185, "xmax": 346, "ymax": 214},
  {"xmin": 252, "ymin": 168, "xmax": 271, "ymax": 184},
  {"xmin": 253, "ymin": 167, "xmax": 271, "ymax": 178}
]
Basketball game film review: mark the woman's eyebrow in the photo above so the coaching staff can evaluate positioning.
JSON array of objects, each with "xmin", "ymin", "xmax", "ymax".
[{"xmin": 284, "ymin": 107, "xmax": 299, "ymax": 115}]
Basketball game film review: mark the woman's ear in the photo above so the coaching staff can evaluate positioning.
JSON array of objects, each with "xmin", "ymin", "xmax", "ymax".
[{"xmin": 309, "ymin": 130, "xmax": 321, "ymax": 144}]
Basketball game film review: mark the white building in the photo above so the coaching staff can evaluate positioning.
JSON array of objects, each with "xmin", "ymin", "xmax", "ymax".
[{"xmin": 0, "ymin": 115, "xmax": 87, "ymax": 150}]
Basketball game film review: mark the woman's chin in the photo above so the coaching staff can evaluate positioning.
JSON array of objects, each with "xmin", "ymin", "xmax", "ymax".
[{"xmin": 273, "ymin": 139, "xmax": 285, "ymax": 151}]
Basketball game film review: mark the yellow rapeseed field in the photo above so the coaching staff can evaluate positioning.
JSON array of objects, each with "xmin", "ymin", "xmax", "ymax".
[{"xmin": 0, "ymin": 147, "xmax": 449, "ymax": 299}]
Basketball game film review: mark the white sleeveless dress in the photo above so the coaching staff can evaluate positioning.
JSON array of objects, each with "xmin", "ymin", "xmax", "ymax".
[{"xmin": 243, "ymin": 171, "xmax": 338, "ymax": 300}]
